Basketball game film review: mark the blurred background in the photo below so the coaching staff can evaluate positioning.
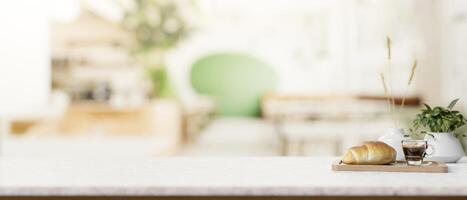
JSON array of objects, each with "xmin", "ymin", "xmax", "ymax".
[{"xmin": 0, "ymin": 0, "xmax": 466, "ymax": 157}]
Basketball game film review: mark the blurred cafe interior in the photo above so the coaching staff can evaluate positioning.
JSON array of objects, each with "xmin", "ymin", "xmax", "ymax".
[{"xmin": 1, "ymin": 0, "xmax": 467, "ymax": 157}]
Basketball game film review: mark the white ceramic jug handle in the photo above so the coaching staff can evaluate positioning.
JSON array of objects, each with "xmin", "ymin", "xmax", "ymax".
[{"xmin": 425, "ymin": 144, "xmax": 435, "ymax": 157}]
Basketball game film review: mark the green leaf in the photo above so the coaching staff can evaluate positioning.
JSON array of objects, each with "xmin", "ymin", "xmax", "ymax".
[
  {"xmin": 448, "ymin": 98, "xmax": 460, "ymax": 109},
  {"xmin": 413, "ymin": 100, "xmax": 466, "ymax": 133},
  {"xmin": 424, "ymin": 104, "xmax": 432, "ymax": 110}
]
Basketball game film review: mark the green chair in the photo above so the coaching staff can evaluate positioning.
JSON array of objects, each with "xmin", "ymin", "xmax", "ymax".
[{"xmin": 190, "ymin": 53, "xmax": 277, "ymax": 117}]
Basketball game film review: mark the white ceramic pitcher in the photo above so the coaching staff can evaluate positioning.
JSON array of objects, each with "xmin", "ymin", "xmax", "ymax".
[
  {"xmin": 424, "ymin": 132, "xmax": 465, "ymax": 163},
  {"xmin": 378, "ymin": 128, "xmax": 407, "ymax": 160}
]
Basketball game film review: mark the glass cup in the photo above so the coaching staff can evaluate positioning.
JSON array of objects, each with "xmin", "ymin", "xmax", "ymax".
[{"xmin": 401, "ymin": 140, "xmax": 433, "ymax": 166}]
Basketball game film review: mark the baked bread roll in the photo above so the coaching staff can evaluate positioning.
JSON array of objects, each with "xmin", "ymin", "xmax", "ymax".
[{"xmin": 342, "ymin": 141, "xmax": 396, "ymax": 165}]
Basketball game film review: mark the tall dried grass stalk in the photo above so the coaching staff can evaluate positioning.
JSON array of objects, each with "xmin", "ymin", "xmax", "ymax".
[
  {"xmin": 399, "ymin": 60, "xmax": 418, "ymax": 116},
  {"xmin": 387, "ymin": 37, "xmax": 392, "ymax": 60},
  {"xmin": 380, "ymin": 36, "xmax": 418, "ymax": 127},
  {"xmin": 408, "ymin": 60, "xmax": 417, "ymax": 85},
  {"xmin": 380, "ymin": 73, "xmax": 393, "ymax": 113},
  {"xmin": 386, "ymin": 37, "xmax": 396, "ymax": 125}
]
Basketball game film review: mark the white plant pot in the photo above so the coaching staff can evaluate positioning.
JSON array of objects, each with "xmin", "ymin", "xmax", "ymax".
[
  {"xmin": 378, "ymin": 128, "xmax": 407, "ymax": 160},
  {"xmin": 424, "ymin": 132, "xmax": 465, "ymax": 163}
]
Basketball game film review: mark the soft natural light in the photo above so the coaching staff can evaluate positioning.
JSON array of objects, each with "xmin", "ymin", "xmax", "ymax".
[{"xmin": 0, "ymin": 1, "xmax": 466, "ymax": 198}]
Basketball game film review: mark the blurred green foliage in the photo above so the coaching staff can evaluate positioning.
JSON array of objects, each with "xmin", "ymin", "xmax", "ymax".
[
  {"xmin": 122, "ymin": 0, "xmax": 189, "ymax": 53},
  {"xmin": 122, "ymin": 0, "xmax": 191, "ymax": 97},
  {"xmin": 146, "ymin": 67, "xmax": 174, "ymax": 98}
]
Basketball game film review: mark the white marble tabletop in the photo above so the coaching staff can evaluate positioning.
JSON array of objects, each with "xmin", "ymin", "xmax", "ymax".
[{"xmin": 0, "ymin": 157, "xmax": 466, "ymax": 196}]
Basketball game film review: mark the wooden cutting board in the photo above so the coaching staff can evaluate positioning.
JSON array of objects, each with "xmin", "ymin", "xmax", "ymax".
[{"xmin": 332, "ymin": 160, "xmax": 448, "ymax": 173}]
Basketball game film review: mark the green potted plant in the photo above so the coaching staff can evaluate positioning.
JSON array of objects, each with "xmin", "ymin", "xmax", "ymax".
[
  {"xmin": 121, "ymin": 0, "xmax": 190, "ymax": 97},
  {"xmin": 411, "ymin": 99, "xmax": 466, "ymax": 163}
]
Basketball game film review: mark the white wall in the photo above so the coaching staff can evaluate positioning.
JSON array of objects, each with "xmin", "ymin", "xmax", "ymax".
[
  {"xmin": 438, "ymin": 0, "xmax": 467, "ymax": 108},
  {"xmin": 0, "ymin": 1, "xmax": 50, "ymax": 116},
  {"xmin": 167, "ymin": 0, "xmax": 440, "ymax": 103}
]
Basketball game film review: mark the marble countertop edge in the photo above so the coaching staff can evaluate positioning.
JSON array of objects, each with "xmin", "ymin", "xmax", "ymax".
[
  {"xmin": 1, "ymin": 157, "xmax": 467, "ymax": 196},
  {"xmin": 1, "ymin": 186, "xmax": 467, "ymax": 197}
]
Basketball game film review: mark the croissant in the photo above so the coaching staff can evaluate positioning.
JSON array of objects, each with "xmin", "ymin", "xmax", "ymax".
[{"xmin": 342, "ymin": 141, "xmax": 396, "ymax": 165}]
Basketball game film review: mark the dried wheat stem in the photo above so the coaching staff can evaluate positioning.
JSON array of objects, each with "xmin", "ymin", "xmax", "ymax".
[
  {"xmin": 400, "ymin": 59, "xmax": 418, "ymax": 116},
  {"xmin": 387, "ymin": 37, "xmax": 392, "ymax": 60},
  {"xmin": 386, "ymin": 36, "xmax": 397, "ymax": 126},
  {"xmin": 381, "ymin": 37, "xmax": 418, "ymax": 127},
  {"xmin": 380, "ymin": 73, "xmax": 394, "ymax": 119},
  {"xmin": 408, "ymin": 60, "xmax": 417, "ymax": 85}
]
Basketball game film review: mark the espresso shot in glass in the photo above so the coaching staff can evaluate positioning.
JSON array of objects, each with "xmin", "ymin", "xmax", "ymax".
[{"xmin": 402, "ymin": 140, "xmax": 429, "ymax": 166}]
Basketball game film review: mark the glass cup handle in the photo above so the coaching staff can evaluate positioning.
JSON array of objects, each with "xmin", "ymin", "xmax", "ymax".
[{"xmin": 424, "ymin": 144, "xmax": 435, "ymax": 157}]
